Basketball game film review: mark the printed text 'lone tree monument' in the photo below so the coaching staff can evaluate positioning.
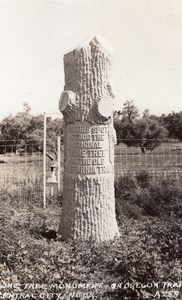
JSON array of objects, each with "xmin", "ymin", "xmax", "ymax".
[{"xmin": 58, "ymin": 35, "xmax": 119, "ymax": 241}]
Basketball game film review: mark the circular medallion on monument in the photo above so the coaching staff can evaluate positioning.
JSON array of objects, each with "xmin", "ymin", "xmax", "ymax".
[{"xmin": 97, "ymin": 97, "xmax": 114, "ymax": 120}]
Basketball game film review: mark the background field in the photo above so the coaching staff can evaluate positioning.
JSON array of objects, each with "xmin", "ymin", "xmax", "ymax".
[{"xmin": 115, "ymin": 141, "xmax": 182, "ymax": 178}]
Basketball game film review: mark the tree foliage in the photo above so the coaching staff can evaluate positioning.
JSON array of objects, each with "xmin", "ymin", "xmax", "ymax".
[
  {"xmin": 114, "ymin": 100, "xmax": 140, "ymax": 123},
  {"xmin": 114, "ymin": 100, "xmax": 168, "ymax": 153},
  {"xmin": 158, "ymin": 111, "xmax": 182, "ymax": 140},
  {"xmin": 0, "ymin": 102, "xmax": 63, "ymax": 158}
]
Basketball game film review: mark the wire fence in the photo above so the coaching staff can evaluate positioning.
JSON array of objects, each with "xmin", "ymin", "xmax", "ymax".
[
  {"xmin": 0, "ymin": 139, "xmax": 64, "ymax": 201},
  {"xmin": 115, "ymin": 139, "xmax": 182, "ymax": 179},
  {"xmin": 0, "ymin": 139, "xmax": 182, "ymax": 201}
]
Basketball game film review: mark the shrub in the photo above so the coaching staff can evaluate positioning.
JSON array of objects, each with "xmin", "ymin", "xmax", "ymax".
[
  {"xmin": 135, "ymin": 170, "xmax": 151, "ymax": 188},
  {"xmin": 148, "ymin": 178, "xmax": 182, "ymax": 218},
  {"xmin": 0, "ymin": 176, "xmax": 181, "ymax": 299},
  {"xmin": 115, "ymin": 174, "xmax": 182, "ymax": 219}
]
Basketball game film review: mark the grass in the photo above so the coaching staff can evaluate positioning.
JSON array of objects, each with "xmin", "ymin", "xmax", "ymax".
[
  {"xmin": 0, "ymin": 174, "xmax": 181, "ymax": 300},
  {"xmin": 0, "ymin": 151, "xmax": 64, "ymax": 200},
  {"xmin": 0, "ymin": 143, "xmax": 181, "ymax": 299}
]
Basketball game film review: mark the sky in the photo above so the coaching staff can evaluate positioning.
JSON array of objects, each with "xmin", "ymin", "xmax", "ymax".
[{"xmin": 0, "ymin": 0, "xmax": 182, "ymax": 118}]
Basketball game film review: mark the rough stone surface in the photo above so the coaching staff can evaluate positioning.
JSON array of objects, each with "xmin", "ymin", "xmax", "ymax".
[{"xmin": 58, "ymin": 35, "xmax": 119, "ymax": 241}]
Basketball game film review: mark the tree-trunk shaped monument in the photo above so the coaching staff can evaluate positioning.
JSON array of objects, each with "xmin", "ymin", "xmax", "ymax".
[{"xmin": 58, "ymin": 35, "xmax": 119, "ymax": 241}]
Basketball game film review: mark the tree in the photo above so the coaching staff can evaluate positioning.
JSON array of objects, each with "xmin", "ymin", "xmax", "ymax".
[
  {"xmin": 114, "ymin": 100, "xmax": 168, "ymax": 153},
  {"xmin": 159, "ymin": 112, "xmax": 182, "ymax": 140},
  {"xmin": 0, "ymin": 103, "xmax": 35, "ymax": 153},
  {"xmin": 114, "ymin": 100, "xmax": 139, "ymax": 144},
  {"xmin": 119, "ymin": 100, "xmax": 140, "ymax": 123},
  {"xmin": 0, "ymin": 103, "xmax": 63, "ymax": 158}
]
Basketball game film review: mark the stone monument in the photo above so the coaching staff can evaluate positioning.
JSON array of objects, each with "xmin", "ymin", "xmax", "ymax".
[{"xmin": 58, "ymin": 35, "xmax": 119, "ymax": 241}]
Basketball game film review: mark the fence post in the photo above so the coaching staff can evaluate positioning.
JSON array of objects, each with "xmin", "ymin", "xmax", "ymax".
[
  {"xmin": 57, "ymin": 136, "xmax": 61, "ymax": 192},
  {"xmin": 43, "ymin": 113, "xmax": 47, "ymax": 208}
]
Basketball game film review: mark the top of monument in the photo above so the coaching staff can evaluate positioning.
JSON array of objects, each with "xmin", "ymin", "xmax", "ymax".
[
  {"xmin": 77, "ymin": 35, "xmax": 114, "ymax": 53},
  {"xmin": 65, "ymin": 34, "xmax": 115, "ymax": 57}
]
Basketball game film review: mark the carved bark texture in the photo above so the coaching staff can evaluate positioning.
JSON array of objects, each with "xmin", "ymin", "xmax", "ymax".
[{"xmin": 58, "ymin": 35, "xmax": 119, "ymax": 241}]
